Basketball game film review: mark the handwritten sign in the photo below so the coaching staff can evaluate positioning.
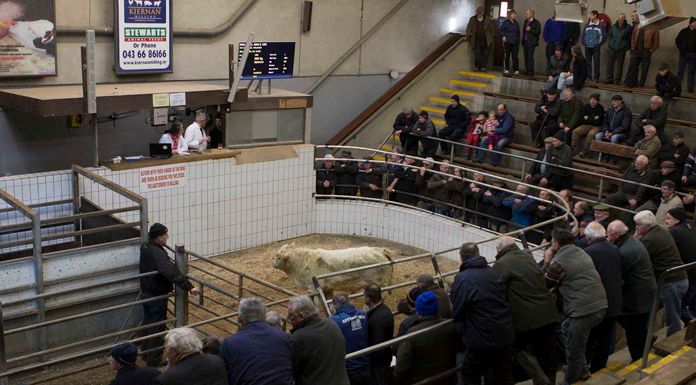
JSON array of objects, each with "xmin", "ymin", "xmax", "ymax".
[{"xmin": 140, "ymin": 164, "xmax": 187, "ymax": 192}]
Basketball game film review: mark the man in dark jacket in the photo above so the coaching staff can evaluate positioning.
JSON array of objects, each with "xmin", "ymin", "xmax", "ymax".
[
  {"xmin": 665, "ymin": 208, "xmax": 696, "ymax": 321},
  {"xmin": 597, "ymin": 95, "xmax": 632, "ymax": 145},
  {"xmin": 544, "ymin": 13, "xmax": 566, "ymax": 60},
  {"xmin": 415, "ymin": 274, "xmax": 452, "ymax": 318},
  {"xmin": 108, "ymin": 342, "xmax": 160, "ymax": 385},
  {"xmin": 675, "ymin": 17, "xmax": 696, "ymax": 94},
  {"xmin": 558, "ymin": 88, "xmax": 584, "ymax": 145},
  {"xmin": 466, "ymin": 7, "xmax": 495, "ymax": 71},
  {"xmin": 139, "ymin": 223, "xmax": 197, "ymax": 367},
  {"xmin": 582, "ymin": 222, "xmax": 623, "ymax": 373},
  {"xmin": 524, "ymin": 137, "xmax": 553, "ymax": 186},
  {"xmin": 335, "ymin": 150, "xmax": 359, "ymax": 196},
  {"xmin": 451, "ymin": 242, "xmax": 515, "ymax": 385},
  {"xmin": 356, "ymin": 157, "xmax": 385, "ymax": 199},
  {"xmin": 493, "ymin": 237, "xmax": 560, "ymax": 385},
  {"xmin": 606, "ymin": 13, "xmax": 632, "ymax": 84},
  {"xmin": 572, "ymin": 93, "xmax": 605, "ymax": 156},
  {"xmin": 316, "ymin": 154, "xmax": 337, "ymax": 195},
  {"xmin": 463, "ymin": 172, "xmax": 489, "ymax": 228},
  {"xmin": 522, "ymin": 9, "xmax": 542, "ymax": 76},
  {"xmin": 483, "ymin": 180, "xmax": 512, "ymax": 233},
  {"xmin": 156, "ymin": 327, "xmax": 227, "ymax": 385},
  {"xmin": 427, "ymin": 160, "xmax": 454, "ymax": 216},
  {"xmin": 531, "ymin": 88, "xmax": 561, "ymax": 147},
  {"xmin": 634, "ymin": 210, "xmax": 689, "ymax": 336},
  {"xmin": 331, "ymin": 293, "xmax": 370, "ymax": 385},
  {"xmin": 288, "ymin": 295, "xmax": 350, "ymax": 385},
  {"xmin": 541, "ymin": 131, "xmax": 574, "ymax": 190},
  {"xmin": 607, "ymin": 220, "xmax": 657, "ymax": 361},
  {"xmin": 393, "ymin": 107, "xmax": 418, "ymax": 154},
  {"xmin": 439, "ymin": 95, "xmax": 471, "ymax": 154},
  {"xmin": 544, "ymin": 229, "xmax": 607, "ymax": 385},
  {"xmin": 655, "ymin": 64, "xmax": 681, "ymax": 101},
  {"xmin": 659, "ymin": 132, "xmax": 690, "ymax": 175},
  {"xmin": 544, "ymin": 45, "xmax": 569, "ymax": 91},
  {"xmin": 387, "ymin": 156, "xmax": 419, "ymax": 206},
  {"xmin": 500, "ymin": 9, "xmax": 521, "ymax": 75},
  {"xmin": 364, "ymin": 283, "xmax": 394, "ymax": 385},
  {"xmin": 631, "ymin": 95, "xmax": 668, "ymax": 144},
  {"xmin": 395, "ymin": 292, "xmax": 456, "ymax": 385},
  {"xmin": 220, "ymin": 297, "xmax": 293, "ymax": 385},
  {"xmin": 413, "ymin": 111, "xmax": 438, "ymax": 157},
  {"xmin": 606, "ymin": 155, "xmax": 653, "ymax": 210}
]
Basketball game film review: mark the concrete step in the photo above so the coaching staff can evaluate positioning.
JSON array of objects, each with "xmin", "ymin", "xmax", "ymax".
[
  {"xmin": 439, "ymin": 88, "xmax": 477, "ymax": 98},
  {"xmin": 457, "ymin": 70, "xmax": 497, "ymax": 80},
  {"xmin": 449, "ymin": 79, "xmax": 489, "ymax": 90},
  {"xmin": 420, "ymin": 105, "xmax": 445, "ymax": 116},
  {"xmin": 427, "ymin": 96, "xmax": 471, "ymax": 108}
]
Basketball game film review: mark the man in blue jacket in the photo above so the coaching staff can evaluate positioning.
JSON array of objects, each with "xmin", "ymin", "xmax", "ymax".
[
  {"xmin": 331, "ymin": 293, "xmax": 370, "ymax": 385},
  {"xmin": 582, "ymin": 10, "xmax": 607, "ymax": 82},
  {"xmin": 500, "ymin": 9, "xmax": 521, "ymax": 75},
  {"xmin": 544, "ymin": 12, "xmax": 566, "ymax": 62},
  {"xmin": 476, "ymin": 103, "xmax": 515, "ymax": 165},
  {"xmin": 451, "ymin": 242, "xmax": 515, "ymax": 385},
  {"xmin": 595, "ymin": 95, "xmax": 632, "ymax": 145},
  {"xmin": 220, "ymin": 297, "xmax": 294, "ymax": 385}
]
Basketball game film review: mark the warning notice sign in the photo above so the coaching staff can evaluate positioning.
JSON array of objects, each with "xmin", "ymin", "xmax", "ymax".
[{"xmin": 140, "ymin": 164, "xmax": 187, "ymax": 192}]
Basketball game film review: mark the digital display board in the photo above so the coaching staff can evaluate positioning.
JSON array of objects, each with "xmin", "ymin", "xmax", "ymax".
[{"xmin": 238, "ymin": 42, "xmax": 295, "ymax": 80}]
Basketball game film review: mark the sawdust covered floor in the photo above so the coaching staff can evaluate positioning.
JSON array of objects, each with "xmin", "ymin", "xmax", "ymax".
[{"xmin": 27, "ymin": 234, "xmax": 460, "ymax": 385}]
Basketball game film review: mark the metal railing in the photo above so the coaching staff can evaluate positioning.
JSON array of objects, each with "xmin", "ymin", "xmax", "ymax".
[{"xmin": 368, "ymin": 131, "xmax": 696, "ymax": 220}]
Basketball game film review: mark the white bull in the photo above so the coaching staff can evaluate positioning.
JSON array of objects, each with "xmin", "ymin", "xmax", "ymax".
[{"xmin": 273, "ymin": 243, "xmax": 395, "ymax": 298}]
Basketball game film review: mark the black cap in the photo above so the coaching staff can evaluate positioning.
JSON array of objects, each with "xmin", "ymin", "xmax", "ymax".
[
  {"xmin": 546, "ymin": 88, "xmax": 558, "ymax": 95},
  {"xmin": 667, "ymin": 208, "xmax": 688, "ymax": 223},
  {"xmin": 451, "ymin": 94, "xmax": 460, "ymax": 103},
  {"xmin": 611, "ymin": 94, "xmax": 623, "ymax": 101},
  {"xmin": 590, "ymin": 93, "xmax": 601, "ymax": 101},
  {"xmin": 674, "ymin": 131, "xmax": 685, "ymax": 138},
  {"xmin": 341, "ymin": 150, "xmax": 352, "ymax": 157},
  {"xmin": 148, "ymin": 223, "xmax": 168, "ymax": 239},
  {"xmin": 554, "ymin": 44, "xmax": 563, "ymax": 51},
  {"xmin": 110, "ymin": 342, "xmax": 137, "ymax": 366},
  {"xmin": 419, "ymin": 110, "xmax": 429, "ymax": 118},
  {"xmin": 553, "ymin": 130, "xmax": 565, "ymax": 141}
]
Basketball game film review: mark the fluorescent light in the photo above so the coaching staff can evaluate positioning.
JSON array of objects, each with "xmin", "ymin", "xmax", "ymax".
[{"xmin": 449, "ymin": 17, "xmax": 457, "ymax": 32}]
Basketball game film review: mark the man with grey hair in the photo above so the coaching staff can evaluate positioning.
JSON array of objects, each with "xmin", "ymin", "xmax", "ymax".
[
  {"xmin": 582, "ymin": 222, "xmax": 622, "ymax": 373},
  {"xmin": 606, "ymin": 155, "xmax": 653, "ymax": 210},
  {"xmin": 492, "ymin": 236, "xmax": 559, "ymax": 385},
  {"xmin": 632, "ymin": 95, "xmax": 667, "ymax": 144},
  {"xmin": 606, "ymin": 219, "xmax": 656, "ymax": 361},
  {"xmin": 184, "ymin": 110, "xmax": 210, "ymax": 151},
  {"xmin": 220, "ymin": 297, "xmax": 293, "ymax": 385},
  {"xmin": 330, "ymin": 293, "xmax": 369, "ymax": 385},
  {"xmin": 450, "ymin": 242, "xmax": 515, "ymax": 384},
  {"xmin": 265, "ymin": 310, "xmax": 283, "ymax": 329},
  {"xmin": 634, "ymin": 125, "xmax": 662, "ymax": 169},
  {"xmin": 634, "ymin": 210, "xmax": 689, "ymax": 336},
  {"xmin": 288, "ymin": 295, "xmax": 349, "ymax": 385},
  {"xmin": 415, "ymin": 274, "xmax": 452, "ymax": 318},
  {"xmin": 156, "ymin": 327, "xmax": 227, "ymax": 385}
]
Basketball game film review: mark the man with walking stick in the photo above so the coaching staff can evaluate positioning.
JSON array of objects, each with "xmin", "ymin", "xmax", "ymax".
[{"xmin": 531, "ymin": 88, "xmax": 561, "ymax": 147}]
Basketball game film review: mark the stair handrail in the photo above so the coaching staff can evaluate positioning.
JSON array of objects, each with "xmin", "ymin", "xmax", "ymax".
[
  {"xmin": 327, "ymin": 33, "xmax": 466, "ymax": 145},
  {"xmin": 640, "ymin": 261, "xmax": 696, "ymax": 376}
]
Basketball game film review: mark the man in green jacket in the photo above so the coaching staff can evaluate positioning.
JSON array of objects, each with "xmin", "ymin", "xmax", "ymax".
[
  {"xmin": 634, "ymin": 210, "xmax": 689, "ymax": 336},
  {"xmin": 493, "ymin": 236, "xmax": 560, "ymax": 385},
  {"xmin": 606, "ymin": 13, "xmax": 632, "ymax": 84},
  {"xmin": 558, "ymin": 88, "xmax": 584, "ymax": 146}
]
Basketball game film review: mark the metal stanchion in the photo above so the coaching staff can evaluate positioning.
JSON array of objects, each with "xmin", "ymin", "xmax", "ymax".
[
  {"xmin": 0, "ymin": 303, "xmax": 8, "ymax": 385},
  {"xmin": 174, "ymin": 244, "xmax": 189, "ymax": 327}
]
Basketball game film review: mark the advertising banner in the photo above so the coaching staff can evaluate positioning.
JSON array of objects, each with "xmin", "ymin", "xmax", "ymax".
[
  {"xmin": 115, "ymin": 0, "xmax": 172, "ymax": 74},
  {"xmin": 0, "ymin": 0, "xmax": 57, "ymax": 77}
]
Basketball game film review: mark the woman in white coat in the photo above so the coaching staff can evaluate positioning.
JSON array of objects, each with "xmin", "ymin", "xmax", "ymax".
[{"xmin": 159, "ymin": 122, "xmax": 188, "ymax": 154}]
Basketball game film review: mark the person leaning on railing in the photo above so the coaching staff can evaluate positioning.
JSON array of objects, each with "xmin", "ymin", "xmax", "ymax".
[
  {"xmin": 316, "ymin": 154, "xmax": 337, "ymax": 195},
  {"xmin": 156, "ymin": 327, "xmax": 227, "ymax": 385},
  {"xmin": 356, "ymin": 156, "xmax": 385, "ymax": 200},
  {"xmin": 334, "ymin": 150, "xmax": 359, "ymax": 196},
  {"xmin": 139, "ymin": 223, "xmax": 199, "ymax": 368}
]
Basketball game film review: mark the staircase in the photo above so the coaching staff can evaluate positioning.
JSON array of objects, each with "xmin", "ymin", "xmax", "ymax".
[{"xmin": 372, "ymin": 70, "xmax": 496, "ymax": 162}]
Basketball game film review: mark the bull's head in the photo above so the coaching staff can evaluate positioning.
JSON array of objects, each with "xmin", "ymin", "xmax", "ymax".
[{"xmin": 273, "ymin": 242, "xmax": 296, "ymax": 269}]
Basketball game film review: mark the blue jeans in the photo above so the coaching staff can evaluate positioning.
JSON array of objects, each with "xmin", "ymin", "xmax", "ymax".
[
  {"xmin": 476, "ymin": 136, "xmax": 512, "ymax": 165},
  {"xmin": 557, "ymin": 73, "xmax": 574, "ymax": 90},
  {"xmin": 594, "ymin": 132, "xmax": 626, "ymax": 144},
  {"xmin": 661, "ymin": 279, "xmax": 689, "ymax": 336}
]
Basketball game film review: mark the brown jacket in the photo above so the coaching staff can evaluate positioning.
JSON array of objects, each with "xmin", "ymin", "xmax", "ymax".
[
  {"xmin": 466, "ymin": 15, "xmax": 494, "ymax": 47},
  {"xmin": 630, "ymin": 26, "xmax": 660, "ymax": 53},
  {"xmin": 634, "ymin": 136, "xmax": 662, "ymax": 168}
]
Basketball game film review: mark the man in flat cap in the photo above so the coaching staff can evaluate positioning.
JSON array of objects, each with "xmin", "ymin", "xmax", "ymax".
[
  {"xmin": 140, "ymin": 223, "xmax": 198, "ymax": 367},
  {"xmin": 108, "ymin": 342, "xmax": 160, "ymax": 385}
]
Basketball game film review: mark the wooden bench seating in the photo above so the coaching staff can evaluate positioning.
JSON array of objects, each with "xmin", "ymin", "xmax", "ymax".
[{"xmin": 589, "ymin": 141, "xmax": 636, "ymax": 160}]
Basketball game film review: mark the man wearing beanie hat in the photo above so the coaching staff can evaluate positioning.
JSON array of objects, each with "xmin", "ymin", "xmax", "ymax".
[
  {"xmin": 451, "ymin": 243, "xmax": 515, "ymax": 384},
  {"xmin": 572, "ymin": 93, "xmax": 605, "ymax": 156},
  {"xmin": 108, "ymin": 342, "xmax": 160, "ymax": 385},
  {"xmin": 413, "ymin": 111, "xmax": 438, "ymax": 157},
  {"xmin": 139, "ymin": 223, "xmax": 198, "ymax": 367},
  {"xmin": 438, "ymin": 94, "xmax": 472, "ymax": 155},
  {"xmin": 664, "ymin": 207, "xmax": 696, "ymax": 321},
  {"xmin": 395, "ymin": 291, "xmax": 456, "ymax": 385},
  {"xmin": 539, "ymin": 130, "xmax": 574, "ymax": 190},
  {"xmin": 675, "ymin": 17, "xmax": 696, "ymax": 94},
  {"xmin": 393, "ymin": 107, "xmax": 418, "ymax": 154}
]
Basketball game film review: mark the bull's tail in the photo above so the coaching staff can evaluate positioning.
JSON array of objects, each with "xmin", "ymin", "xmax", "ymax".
[{"xmin": 382, "ymin": 248, "xmax": 397, "ymax": 270}]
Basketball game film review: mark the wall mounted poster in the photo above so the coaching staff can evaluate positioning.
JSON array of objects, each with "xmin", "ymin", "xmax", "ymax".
[
  {"xmin": 0, "ymin": 0, "xmax": 57, "ymax": 77},
  {"xmin": 114, "ymin": 0, "xmax": 172, "ymax": 75}
]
